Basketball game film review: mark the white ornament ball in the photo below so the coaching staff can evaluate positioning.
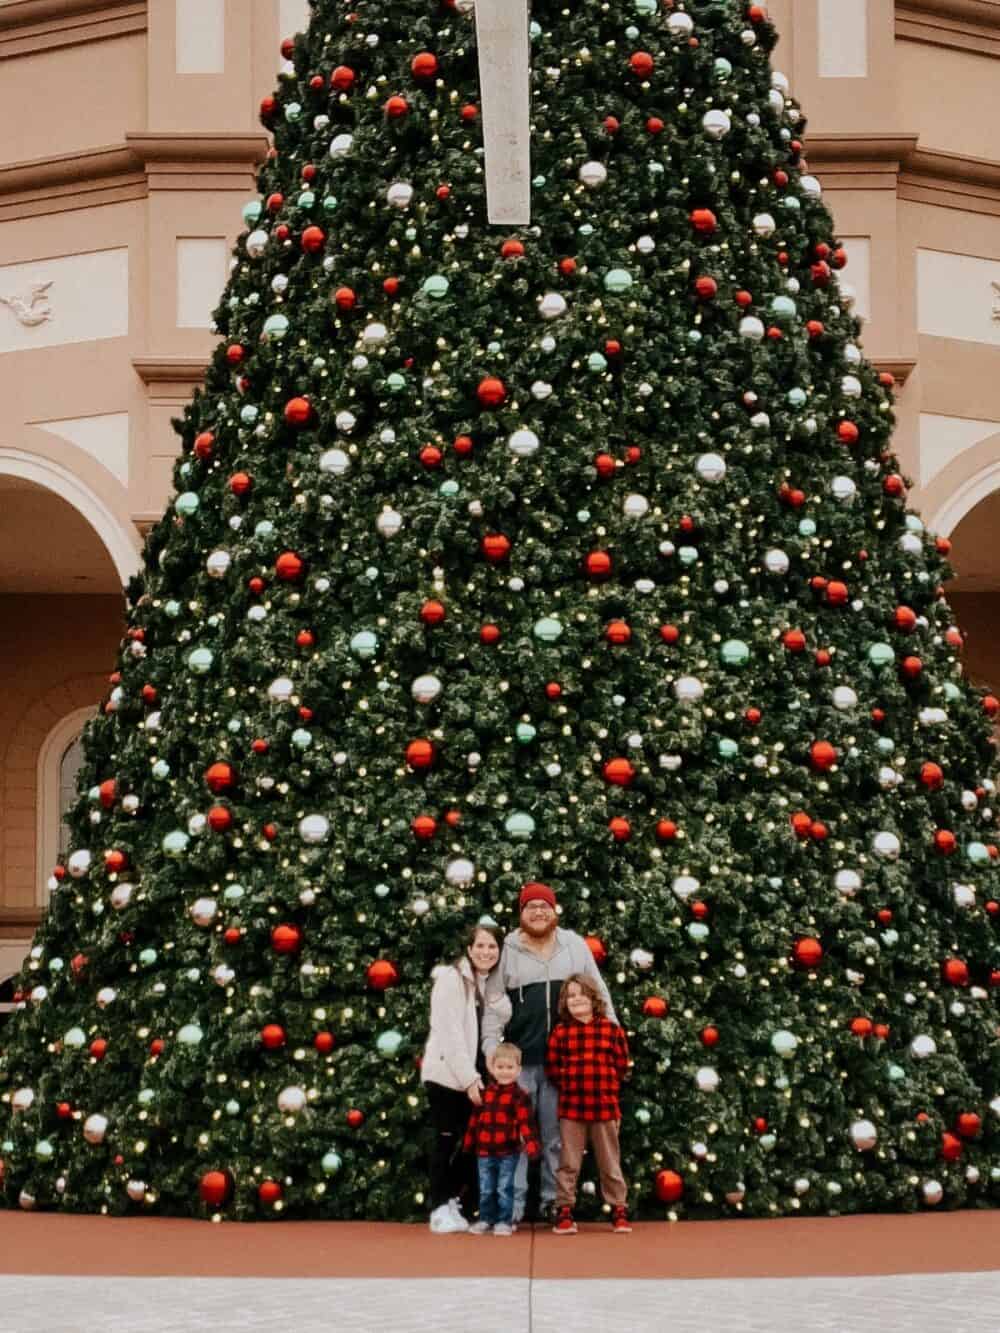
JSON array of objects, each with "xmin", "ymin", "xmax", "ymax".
[
  {"xmin": 834, "ymin": 868, "xmax": 861, "ymax": 897},
  {"xmin": 752, "ymin": 213, "xmax": 777, "ymax": 238},
  {"xmin": 68, "ymin": 850, "xmax": 92, "ymax": 879},
  {"xmin": 800, "ymin": 175, "xmax": 823, "ymax": 199},
  {"xmin": 702, "ymin": 110, "xmax": 732, "ymax": 140},
  {"xmin": 841, "ymin": 375, "xmax": 862, "ymax": 399},
  {"xmin": 299, "ymin": 814, "xmax": 330, "ymax": 844},
  {"xmin": 695, "ymin": 1067, "xmax": 720, "ymax": 1093},
  {"xmin": 509, "ymin": 428, "xmax": 540, "ymax": 457},
  {"xmin": 319, "ymin": 448, "xmax": 351, "ymax": 477},
  {"xmin": 872, "ymin": 831, "xmax": 901, "ymax": 860},
  {"xmin": 636, "ymin": 235, "xmax": 655, "ymax": 256},
  {"xmin": 739, "ymin": 316, "xmax": 765, "ymax": 342},
  {"xmin": 445, "ymin": 858, "xmax": 475, "ymax": 887},
  {"xmin": 850, "ymin": 1119, "xmax": 878, "ymax": 1151},
  {"xmin": 387, "ymin": 181, "xmax": 413, "ymax": 209},
  {"xmin": 191, "ymin": 897, "xmax": 218, "ymax": 927},
  {"xmin": 110, "ymin": 883, "xmax": 134, "ymax": 910},
  {"xmin": 11, "ymin": 1087, "xmax": 34, "ymax": 1113},
  {"xmin": 672, "ymin": 875, "xmax": 700, "ymax": 902},
  {"xmin": 267, "ymin": 676, "xmax": 295, "ymax": 704},
  {"xmin": 630, "ymin": 948, "xmax": 654, "ymax": 971},
  {"xmin": 674, "ymin": 676, "xmax": 705, "ymax": 703},
  {"xmin": 362, "ymin": 322, "xmax": 389, "ymax": 347},
  {"xmin": 83, "ymin": 1114, "xmax": 109, "ymax": 1145},
  {"xmin": 127, "ymin": 1179, "xmax": 147, "ymax": 1203},
  {"xmin": 922, "ymin": 1180, "xmax": 943, "ymax": 1206},
  {"xmin": 96, "ymin": 987, "xmax": 117, "ymax": 1009},
  {"xmin": 763, "ymin": 548, "xmax": 790, "ymax": 575},
  {"xmin": 910, "ymin": 1034, "xmax": 937, "ymax": 1060},
  {"xmin": 953, "ymin": 883, "xmax": 976, "ymax": 910},
  {"xmin": 667, "ymin": 11, "xmax": 694, "ymax": 37},
  {"xmin": 245, "ymin": 229, "xmax": 269, "ymax": 258},
  {"xmin": 278, "ymin": 1085, "xmax": 308, "ymax": 1114},
  {"xmin": 329, "ymin": 133, "xmax": 353, "ymax": 158},
  {"xmin": 206, "ymin": 549, "xmax": 231, "ymax": 579},
  {"xmin": 376, "ymin": 508, "xmax": 403, "ymax": 538},
  {"xmin": 578, "ymin": 161, "xmax": 608, "ymax": 188},
  {"xmin": 538, "ymin": 292, "xmax": 567, "ymax": 320},
  {"xmin": 624, "ymin": 493, "xmax": 649, "ymax": 519},
  {"xmin": 411, "ymin": 674, "xmax": 443, "ymax": 704},
  {"xmin": 832, "ymin": 686, "xmax": 857, "ymax": 711},
  {"xmin": 695, "ymin": 452, "xmax": 727, "ymax": 482}
]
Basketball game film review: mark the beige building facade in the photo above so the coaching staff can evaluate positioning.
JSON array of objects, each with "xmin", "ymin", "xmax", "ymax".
[{"xmin": 1, "ymin": 0, "xmax": 1000, "ymax": 988}]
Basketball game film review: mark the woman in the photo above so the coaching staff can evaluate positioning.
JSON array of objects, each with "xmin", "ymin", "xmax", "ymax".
[{"xmin": 422, "ymin": 922, "xmax": 510, "ymax": 1233}]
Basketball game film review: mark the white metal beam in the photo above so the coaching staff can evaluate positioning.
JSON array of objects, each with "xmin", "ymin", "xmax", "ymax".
[{"xmin": 474, "ymin": 0, "xmax": 532, "ymax": 225}]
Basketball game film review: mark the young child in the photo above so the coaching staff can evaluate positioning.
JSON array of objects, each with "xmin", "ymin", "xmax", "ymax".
[
  {"xmin": 545, "ymin": 973, "xmax": 632, "ymax": 1235},
  {"xmin": 462, "ymin": 1041, "xmax": 540, "ymax": 1235}
]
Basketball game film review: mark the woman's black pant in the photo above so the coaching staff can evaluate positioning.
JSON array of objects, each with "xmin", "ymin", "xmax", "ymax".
[{"xmin": 425, "ymin": 1080, "xmax": 478, "ymax": 1212}]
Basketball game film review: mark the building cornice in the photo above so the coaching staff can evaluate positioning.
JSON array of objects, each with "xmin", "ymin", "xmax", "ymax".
[
  {"xmin": 896, "ymin": 0, "xmax": 1000, "ymax": 59},
  {"xmin": 131, "ymin": 356, "xmax": 208, "ymax": 385},
  {"xmin": 0, "ymin": 134, "xmax": 267, "ymax": 220},
  {"xmin": 0, "ymin": 0, "xmax": 145, "ymax": 56}
]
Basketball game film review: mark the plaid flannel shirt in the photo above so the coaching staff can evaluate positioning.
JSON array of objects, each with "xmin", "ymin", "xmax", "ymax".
[
  {"xmin": 545, "ymin": 1016, "xmax": 630, "ymax": 1122},
  {"xmin": 462, "ymin": 1081, "xmax": 541, "ymax": 1158}
]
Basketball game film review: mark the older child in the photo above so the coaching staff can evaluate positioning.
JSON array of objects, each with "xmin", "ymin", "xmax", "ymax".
[
  {"xmin": 463, "ymin": 1042, "xmax": 540, "ymax": 1235},
  {"xmin": 545, "ymin": 973, "xmax": 631, "ymax": 1235}
]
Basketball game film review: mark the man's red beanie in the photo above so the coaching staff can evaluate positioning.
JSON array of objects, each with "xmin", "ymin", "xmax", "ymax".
[{"xmin": 519, "ymin": 881, "xmax": 557, "ymax": 911}]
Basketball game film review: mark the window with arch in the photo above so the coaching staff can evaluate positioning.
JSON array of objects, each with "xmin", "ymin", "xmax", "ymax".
[
  {"xmin": 36, "ymin": 706, "xmax": 94, "ymax": 905},
  {"xmin": 0, "ymin": 976, "xmax": 15, "ymax": 1032}
]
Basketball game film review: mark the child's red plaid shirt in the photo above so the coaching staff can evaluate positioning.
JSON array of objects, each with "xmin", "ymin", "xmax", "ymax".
[
  {"xmin": 545, "ymin": 1017, "xmax": 630, "ymax": 1122},
  {"xmin": 462, "ymin": 1082, "xmax": 541, "ymax": 1158}
]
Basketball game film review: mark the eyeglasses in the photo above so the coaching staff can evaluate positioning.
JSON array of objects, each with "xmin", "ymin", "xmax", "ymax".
[{"xmin": 525, "ymin": 904, "xmax": 554, "ymax": 914}]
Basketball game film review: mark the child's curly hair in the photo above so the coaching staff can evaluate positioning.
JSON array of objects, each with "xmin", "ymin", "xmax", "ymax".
[{"xmin": 557, "ymin": 972, "xmax": 608, "ymax": 1022}]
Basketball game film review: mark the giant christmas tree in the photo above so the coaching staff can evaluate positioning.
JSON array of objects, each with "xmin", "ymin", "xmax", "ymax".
[{"xmin": 3, "ymin": 0, "xmax": 1000, "ymax": 1223}]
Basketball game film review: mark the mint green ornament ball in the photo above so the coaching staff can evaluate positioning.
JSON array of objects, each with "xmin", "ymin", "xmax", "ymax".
[
  {"xmin": 139, "ymin": 948, "xmax": 158, "ymax": 966},
  {"xmin": 679, "ymin": 546, "xmax": 699, "ymax": 566},
  {"xmin": 422, "ymin": 274, "xmax": 449, "ymax": 299},
  {"xmin": 888, "ymin": 1063, "xmax": 906, "ymax": 1082},
  {"xmin": 164, "ymin": 600, "xmax": 181, "ymax": 618},
  {"xmin": 943, "ymin": 682, "xmax": 961, "ymax": 701},
  {"xmin": 263, "ymin": 314, "xmax": 289, "ymax": 341},
  {"xmin": 515, "ymin": 722, "xmax": 537, "ymax": 744},
  {"xmin": 322, "ymin": 195, "xmax": 338, "ymax": 213},
  {"xmin": 162, "ymin": 831, "xmax": 189, "ymax": 856},
  {"xmin": 688, "ymin": 922, "xmax": 710, "ymax": 942},
  {"xmin": 137, "ymin": 1089, "xmax": 156, "ymax": 1106},
  {"xmin": 604, "ymin": 269, "xmax": 633, "ymax": 294},
  {"xmin": 174, "ymin": 492, "xmax": 199, "ymax": 516},
  {"xmin": 868, "ymin": 643, "xmax": 894, "ymax": 668},
  {"xmin": 223, "ymin": 884, "xmax": 245, "ymax": 903},
  {"xmin": 322, "ymin": 1151, "xmax": 343, "ymax": 1175},
  {"xmin": 714, "ymin": 57, "xmax": 733, "ymax": 79},
  {"xmin": 439, "ymin": 479, "xmax": 459, "ymax": 497},
  {"xmin": 291, "ymin": 729, "xmax": 313, "ymax": 750},
  {"xmin": 588, "ymin": 352, "xmax": 608, "ymax": 372},
  {"xmin": 771, "ymin": 295, "xmax": 797, "ymax": 318},
  {"xmin": 242, "ymin": 201, "xmax": 262, "ymax": 225},
  {"xmin": 35, "ymin": 1140, "xmax": 54, "ymax": 1162},
  {"xmin": 152, "ymin": 760, "xmax": 170, "ymax": 779},
  {"xmin": 718, "ymin": 738, "xmax": 739, "ymax": 759},
  {"xmin": 534, "ymin": 617, "xmax": 563, "ymax": 643},
  {"xmin": 187, "ymin": 647, "xmax": 214, "ymax": 674},
  {"xmin": 720, "ymin": 639, "xmax": 750, "ymax": 667},
  {"xmin": 787, "ymin": 387, "xmax": 807, "ymax": 407},
  {"xmin": 376, "ymin": 1030, "xmax": 404, "ymax": 1057},
  {"xmin": 350, "ymin": 630, "xmax": 378, "ymax": 659},
  {"xmin": 284, "ymin": 101, "xmax": 302, "ymax": 122},
  {"xmin": 386, "ymin": 372, "xmax": 406, "ymax": 393},
  {"xmin": 297, "ymin": 190, "xmax": 315, "ymax": 208},
  {"xmin": 635, "ymin": 1106, "xmax": 652, "ymax": 1124},
  {"xmin": 64, "ymin": 1027, "xmax": 87, "ymax": 1049},
  {"xmin": 798, "ymin": 518, "xmax": 817, "ymax": 537},
  {"xmin": 177, "ymin": 1024, "xmax": 203, "ymax": 1046},
  {"xmin": 505, "ymin": 812, "xmax": 536, "ymax": 840},
  {"xmin": 634, "ymin": 0, "xmax": 657, "ymax": 13},
  {"xmin": 967, "ymin": 842, "xmax": 990, "ymax": 864}
]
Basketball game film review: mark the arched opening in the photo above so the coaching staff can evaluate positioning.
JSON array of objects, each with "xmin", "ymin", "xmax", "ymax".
[
  {"xmin": 0, "ymin": 976, "xmax": 15, "ymax": 1032},
  {"xmin": 944, "ymin": 487, "xmax": 1000, "ymax": 711},
  {"xmin": 0, "ymin": 464, "xmax": 132, "ymax": 930}
]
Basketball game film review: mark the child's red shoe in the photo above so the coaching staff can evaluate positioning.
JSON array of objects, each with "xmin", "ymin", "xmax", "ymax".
[
  {"xmin": 552, "ymin": 1206, "xmax": 578, "ymax": 1236},
  {"xmin": 612, "ymin": 1207, "xmax": 632, "ymax": 1234}
]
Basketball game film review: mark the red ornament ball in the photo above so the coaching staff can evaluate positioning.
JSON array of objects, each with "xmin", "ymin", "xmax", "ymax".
[
  {"xmin": 660, "ymin": 624, "xmax": 680, "ymax": 645},
  {"xmin": 104, "ymin": 849, "xmax": 127, "ymax": 874},
  {"xmin": 258, "ymin": 1180, "xmax": 283, "ymax": 1205},
  {"xmin": 893, "ymin": 605, "xmax": 917, "ymax": 632},
  {"xmin": 943, "ymin": 957, "xmax": 969, "ymax": 986},
  {"xmin": 275, "ymin": 552, "xmax": 305, "ymax": 583},
  {"xmin": 920, "ymin": 762, "xmax": 944, "ymax": 790},
  {"xmin": 809, "ymin": 740, "xmax": 837, "ymax": 772},
  {"xmin": 700, "ymin": 1026, "xmax": 720, "ymax": 1047},
  {"xmin": 793, "ymin": 937, "xmax": 823, "ymax": 968},
  {"xmin": 205, "ymin": 762, "xmax": 236, "ymax": 794},
  {"xmin": 603, "ymin": 758, "xmax": 636, "ymax": 787},
  {"xmin": 367, "ymin": 959, "xmax": 400, "ymax": 990},
  {"xmin": 654, "ymin": 1170, "xmax": 684, "ymax": 1204},
  {"xmin": 690, "ymin": 208, "xmax": 717, "ymax": 234},
  {"xmin": 261, "ymin": 1024, "xmax": 286, "ymax": 1050},
  {"xmin": 346, "ymin": 1109, "xmax": 365, "ymax": 1128},
  {"xmin": 207, "ymin": 805, "xmax": 232, "ymax": 833},
  {"xmin": 300, "ymin": 226, "xmax": 325, "ymax": 253},
  {"xmin": 384, "ymin": 95, "xmax": 409, "ymax": 118},
  {"xmin": 957, "ymin": 1112, "xmax": 982, "ymax": 1139},
  {"xmin": 331, "ymin": 65, "xmax": 355, "ymax": 91},
  {"xmin": 656, "ymin": 819, "xmax": 678, "ymax": 841},
  {"xmin": 643, "ymin": 996, "xmax": 668, "ymax": 1018},
  {"xmin": 89, "ymin": 1038, "xmax": 107, "ymax": 1061},
  {"xmin": 837, "ymin": 421, "xmax": 859, "ymax": 445},
  {"xmin": 477, "ymin": 376, "xmax": 507, "ymax": 408},
  {"xmin": 585, "ymin": 550, "xmax": 612, "ymax": 579},
  {"xmin": 283, "ymin": 396, "xmax": 312, "ymax": 427},
  {"xmin": 850, "ymin": 1017, "xmax": 873, "ymax": 1038},
  {"xmin": 98, "ymin": 778, "xmax": 117, "ymax": 809},
  {"xmin": 983, "ymin": 695, "xmax": 999, "ymax": 717},
  {"xmin": 199, "ymin": 1170, "xmax": 233, "ymax": 1207},
  {"xmin": 609, "ymin": 817, "xmax": 632, "ymax": 843},
  {"xmin": 406, "ymin": 738, "xmax": 435, "ymax": 770},
  {"xmin": 585, "ymin": 936, "xmax": 607, "ymax": 966},
  {"xmin": 480, "ymin": 623, "xmax": 501, "ymax": 645},
  {"xmin": 629, "ymin": 51, "xmax": 654, "ymax": 77},
  {"xmin": 230, "ymin": 471, "xmax": 252, "ymax": 497},
  {"xmin": 606, "ymin": 620, "xmax": 632, "ymax": 645},
  {"xmin": 482, "ymin": 534, "xmax": 511, "ymax": 563},
  {"xmin": 271, "ymin": 924, "xmax": 302, "ymax": 955},
  {"xmin": 941, "ymin": 1132, "xmax": 963, "ymax": 1163},
  {"xmin": 314, "ymin": 1031, "xmax": 335, "ymax": 1055},
  {"xmin": 194, "ymin": 430, "xmax": 215, "ymax": 459},
  {"xmin": 783, "ymin": 629, "xmax": 806, "ymax": 653},
  {"xmin": 934, "ymin": 829, "xmax": 957, "ymax": 856},
  {"xmin": 411, "ymin": 814, "xmax": 437, "ymax": 841},
  {"xmin": 420, "ymin": 599, "xmax": 446, "ymax": 626},
  {"xmin": 411, "ymin": 51, "xmax": 438, "ymax": 78}
]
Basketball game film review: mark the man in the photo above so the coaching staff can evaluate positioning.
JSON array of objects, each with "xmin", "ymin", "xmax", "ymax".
[{"xmin": 481, "ymin": 882, "xmax": 617, "ymax": 1225}]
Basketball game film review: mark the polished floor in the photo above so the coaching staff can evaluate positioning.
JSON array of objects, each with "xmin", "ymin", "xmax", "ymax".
[{"xmin": 3, "ymin": 1211, "xmax": 1000, "ymax": 1332}]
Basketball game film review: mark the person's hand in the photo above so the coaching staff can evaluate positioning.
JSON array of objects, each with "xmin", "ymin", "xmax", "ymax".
[{"xmin": 466, "ymin": 1079, "xmax": 484, "ymax": 1107}]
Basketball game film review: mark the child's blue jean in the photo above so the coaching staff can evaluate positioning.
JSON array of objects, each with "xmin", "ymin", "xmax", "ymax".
[{"xmin": 477, "ymin": 1155, "xmax": 518, "ymax": 1226}]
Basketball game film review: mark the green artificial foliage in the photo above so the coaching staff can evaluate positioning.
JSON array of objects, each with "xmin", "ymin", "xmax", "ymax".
[{"xmin": 3, "ymin": 0, "xmax": 1000, "ymax": 1221}]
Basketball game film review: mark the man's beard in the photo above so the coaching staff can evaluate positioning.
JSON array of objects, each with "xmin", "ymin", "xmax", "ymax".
[{"xmin": 521, "ymin": 916, "xmax": 557, "ymax": 939}]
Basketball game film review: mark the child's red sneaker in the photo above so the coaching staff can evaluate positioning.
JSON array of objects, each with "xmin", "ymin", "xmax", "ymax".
[
  {"xmin": 552, "ymin": 1206, "xmax": 578, "ymax": 1236},
  {"xmin": 612, "ymin": 1207, "xmax": 632, "ymax": 1234}
]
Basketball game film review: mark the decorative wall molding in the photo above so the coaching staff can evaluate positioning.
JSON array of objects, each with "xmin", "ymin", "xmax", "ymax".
[
  {"xmin": 896, "ymin": 0, "xmax": 1000, "ymax": 59},
  {"xmin": 0, "ymin": 134, "xmax": 267, "ymax": 220},
  {"xmin": 0, "ymin": 279, "xmax": 51, "ymax": 326},
  {"xmin": 131, "ymin": 356, "xmax": 208, "ymax": 385},
  {"xmin": 803, "ymin": 134, "xmax": 1000, "ymax": 217},
  {"xmin": 0, "ymin": 0, "xmax": 145, "ymax": 57}
]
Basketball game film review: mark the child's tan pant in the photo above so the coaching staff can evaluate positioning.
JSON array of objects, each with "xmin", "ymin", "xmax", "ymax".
[{"xmin": 555, "ymin": 1118, "xmax": 628, "ymax": 1208}]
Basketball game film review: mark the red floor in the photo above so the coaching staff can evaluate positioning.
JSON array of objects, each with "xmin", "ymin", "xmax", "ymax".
[{"xmin": 1, "ymin": 1211, "xmax": 999, "ymax": 1280}]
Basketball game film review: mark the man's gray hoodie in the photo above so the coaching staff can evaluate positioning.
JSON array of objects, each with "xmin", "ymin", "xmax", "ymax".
[{"xmin": 481, "ymin": 927, "xmax": 618, "ymax": 1067}]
